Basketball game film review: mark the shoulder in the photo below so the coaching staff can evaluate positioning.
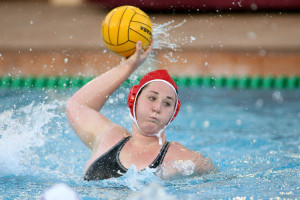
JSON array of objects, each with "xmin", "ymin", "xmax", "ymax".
[
  {"xmin": 166, "ymin": 141, "xmax": 205, "ymax": 161},
  {"xmin": 166, "ymin": 141, "xmax": 216, "ymax": 172},
  {"xmin": 92, "ymin": 123, "xmax": 130, "ymax": 154},
  {"xmin": 160, "ymin": 141, "xmax": 217, "ymax": 178}
]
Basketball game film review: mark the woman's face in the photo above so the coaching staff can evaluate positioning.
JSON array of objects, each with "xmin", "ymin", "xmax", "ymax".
[{"xmin": 135, "ymin": 81, "xmax": 176, "ymax": 135}]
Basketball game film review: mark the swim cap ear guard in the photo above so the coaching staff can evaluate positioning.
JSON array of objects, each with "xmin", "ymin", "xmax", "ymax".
[
  {"xmin": 127, "ymin": 85, "xmax": 139, "ymax": 115},
  {"xmin": 127, "ymin": 70, "xmax": 181, "ymax": 144}
]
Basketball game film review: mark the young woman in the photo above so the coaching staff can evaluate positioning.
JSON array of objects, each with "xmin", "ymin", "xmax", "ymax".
[{"xmin": 66, "ymin": 40, "xmax": 216, "ymax": 180}]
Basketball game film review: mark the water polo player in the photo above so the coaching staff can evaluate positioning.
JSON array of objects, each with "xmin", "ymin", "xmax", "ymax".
[{"xmin": 66, "ymin": 40, "xmax": 216, "ymax": 180}]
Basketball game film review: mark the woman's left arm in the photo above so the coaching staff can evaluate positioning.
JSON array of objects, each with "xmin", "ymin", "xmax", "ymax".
[{"xmin": 157, "ymin": 142, "xmax": 217, "ymax": 179}]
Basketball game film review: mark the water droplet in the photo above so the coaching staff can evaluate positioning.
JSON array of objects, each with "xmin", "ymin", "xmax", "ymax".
[
  {"xmin": 64, "ymin": 58, "xmax": 68, "ymax": 64},
  {"xmin": 186, "ymin": 105, "xmax": 193, "ymax": 113},
  {"xmin": 247, "ymin": 32, "xmax": 257, "ymax": 40},
  {"xmin": 250, "ymin": 3, "xmax": 258, "ymax": 11},
  {"xmin": 272, "ymin": 91, "xmax": 283, "ymax": 103},
  {"xmin": 255, "ymin": 99, "xmax": 264, "ymax": 108},
  {"xmin": 236, "ymin": 119, "xmax": 242, "ymax": 126},
  {"xmin": 203, "ymin": 120, "xmax": 210, "ymax": 128},
  {"xmin": 259, "ymin": 49, "xmax": 266, "ymax": 56},
  {"xmin": 118, "ymin": 93, "xmax": 125, "ymax": 99},
  {"xmin": 190, "ymin": 36, "xmax": 196, "ymax": 43},
  {"xmin": 237, "ymin": 1, "xmax": 242, "ymax": 7},
  {"xmin": 108, "ymin": 98, "xmax": 114, "ymax": 104}
]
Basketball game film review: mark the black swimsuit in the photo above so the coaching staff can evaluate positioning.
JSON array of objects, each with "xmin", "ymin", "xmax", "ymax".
[{"xmin": 84, "ymin": 136, "xmax": 170, "ymax": 181}]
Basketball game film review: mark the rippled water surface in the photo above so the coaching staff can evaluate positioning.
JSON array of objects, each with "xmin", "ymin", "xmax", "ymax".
[{"xmin": 0, "ymin": 88, "xmax": 299, "ymax": 199}]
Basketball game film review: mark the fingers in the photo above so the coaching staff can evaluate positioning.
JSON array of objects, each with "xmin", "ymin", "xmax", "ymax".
[
  {"xmin": 135, "ymin": 41, "xmax": 142, "ymax": 55},
  {"xmin": 139, "ymin": 38, "xmax": 154, "ymax": 60},
  {"xmin": 149, "ymin": 38, "xmax": 154, "ymax": 49},
  {"xmin": 127, "ymin": 39, "xmax": 153, "ymax": 64},
  {"xmin": 144, "ymin": 38, "xmax": 154, "ymax": 55},
  {"xmin": 136, "ymin": 40, "xmax": 142, "ymax": 48}
]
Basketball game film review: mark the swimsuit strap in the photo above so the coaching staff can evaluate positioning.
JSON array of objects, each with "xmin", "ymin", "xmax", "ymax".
[{"xmin": 149, "ymin": 141, "xmax": 170, "ymax": 168}]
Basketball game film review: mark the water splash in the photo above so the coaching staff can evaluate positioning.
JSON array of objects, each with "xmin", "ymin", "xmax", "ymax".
[
  {"xmin": 121, "ymin": 165, "xmax": 161, "ymax": 191},
  {"xmin": 0, "ymin": 99, "xmax": 63, "ymax": 177},
  {"xmin": 131, "ymin": 182, "xmax": 174, "ymax": 200},
  {"xmin": 130, "ymin": 19, "xmax": 186, "ymax": 79},
  {"xmin": 152, "ymin": 19, "xmax": 186, "ymax": 51},
  {"xmin": 42, "ymin": 183, "xmax": 81, "ymax": 200}
]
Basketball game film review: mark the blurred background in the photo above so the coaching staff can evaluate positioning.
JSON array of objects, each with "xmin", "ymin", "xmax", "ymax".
[{"xmin": 0, "ymin": 0, "xmax": 300, "ymax": 78}]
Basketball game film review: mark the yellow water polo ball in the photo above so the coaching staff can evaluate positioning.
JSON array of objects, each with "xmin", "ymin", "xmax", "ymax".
[{"xmin": 101, "ymin": 5, "xmax": 153, "ymax": 58}]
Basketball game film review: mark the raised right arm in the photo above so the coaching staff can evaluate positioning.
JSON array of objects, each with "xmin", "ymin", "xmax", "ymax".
[{"xmin": 66, "ymin": 40, "xmax": 154, "ymax": 149}]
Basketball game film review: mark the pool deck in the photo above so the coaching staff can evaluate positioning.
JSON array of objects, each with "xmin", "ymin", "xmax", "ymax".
[{"xmin": 1, "ymin": 1, "xmax": 300, "ymax": 77}]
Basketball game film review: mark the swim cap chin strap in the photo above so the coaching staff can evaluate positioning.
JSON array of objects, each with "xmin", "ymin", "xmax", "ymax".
[
  {"xmin": 130, "ymin": 114, "xmax": 166, "ymax": 145},
  {"xmin": 130, "ymin": 79, "xmax": 179, "ymax": 145}
]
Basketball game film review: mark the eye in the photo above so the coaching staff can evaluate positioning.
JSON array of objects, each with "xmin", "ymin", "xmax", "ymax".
[
  {"xmin": 164, "ymin": 102, "xmax": 171, "ymax": 107},
  {"xmin": 149, "ymin": 96, "xmax": 156, "ymax": 101}
]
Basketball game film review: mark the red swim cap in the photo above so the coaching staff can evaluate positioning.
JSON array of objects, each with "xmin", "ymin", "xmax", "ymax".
[{"xmin": 127, "ymin": 70, "xmax": 181, "ymax": 123}]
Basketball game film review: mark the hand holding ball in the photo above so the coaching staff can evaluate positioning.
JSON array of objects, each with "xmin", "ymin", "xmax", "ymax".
[{"xmin": 101, "ymin": 6, "xmax": 153, "ymax": 58}]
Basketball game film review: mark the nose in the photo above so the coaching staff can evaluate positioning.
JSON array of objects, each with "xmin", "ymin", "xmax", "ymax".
[{"xmin": 152, "ymin": 102, "xmax": 161, "ymax": 113}]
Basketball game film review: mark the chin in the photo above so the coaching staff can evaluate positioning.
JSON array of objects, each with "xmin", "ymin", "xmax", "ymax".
[
  {"xmin": 142, "ymin": 129, "xmax": 157, "ymax": 136},
  {"xmin": 142, "ymin": 132, "xmax": 156, "ymax": 137},
  {"xmin": 140, "ymin": 125, "xmax": 159, "ymax": 135},
  {"xmin": 138, "ymin": 121, "xmax": 165, "ymax": 136},
  {"xmin": 143, "ymin": 127, "xmax": 165, "ymax": 137}
]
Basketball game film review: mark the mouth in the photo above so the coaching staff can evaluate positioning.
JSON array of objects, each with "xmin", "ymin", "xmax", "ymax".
[{"xmin": 149, "ymin": 116, "xmax": 159, "ymax": 122}]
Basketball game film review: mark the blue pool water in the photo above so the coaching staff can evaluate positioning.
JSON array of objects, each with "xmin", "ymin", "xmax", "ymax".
[{"xmin": 0, "ymin": 87, "xmax": 299, "ymax": 199}]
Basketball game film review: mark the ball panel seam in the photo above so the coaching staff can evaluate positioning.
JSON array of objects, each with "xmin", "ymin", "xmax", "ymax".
[
  {"xmin": 107, "ymin": 9, "xmax": 117, "ymax": 44},
  {"xmin": 131, "ymin": 21, "xmax": 152, "ymax": 30},
  {"xmin": 129, "ymin": 28, "xmax": 151, "ymax": 43},
  {"xmin": 117, "ymin": 7, "xmax": 129, "ymax": 45}
]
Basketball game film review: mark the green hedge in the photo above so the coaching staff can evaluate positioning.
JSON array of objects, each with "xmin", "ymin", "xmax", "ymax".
[{"xmin": 0, "ymin": 75, "xmax": 299, "ymax": 89}]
